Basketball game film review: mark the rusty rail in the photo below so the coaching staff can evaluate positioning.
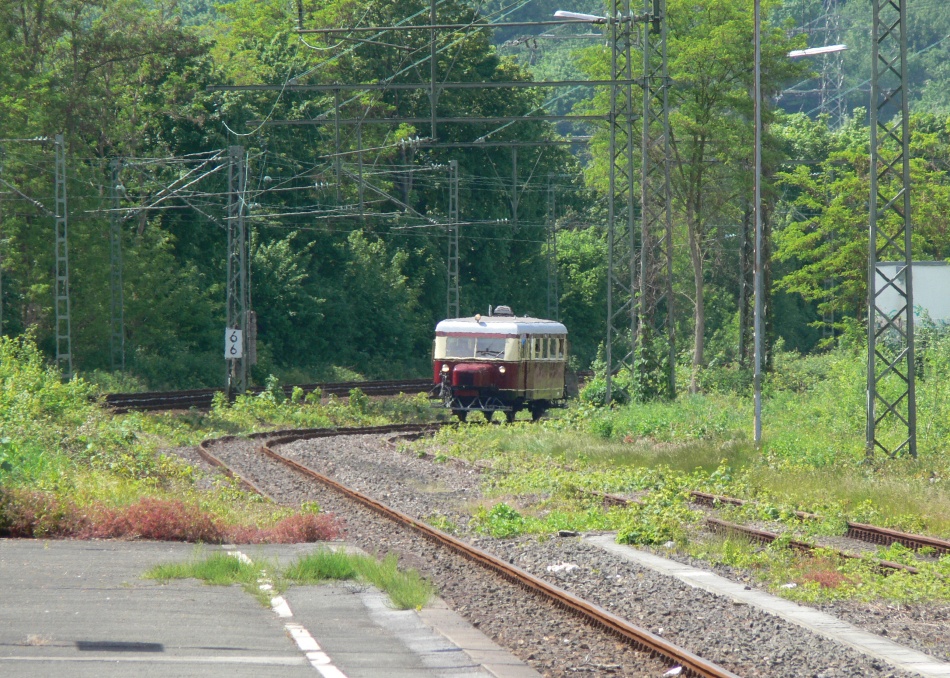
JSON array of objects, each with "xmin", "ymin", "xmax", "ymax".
[
  {"xmin": 257, "ymin": 427, "xmax": 740, "ymax": 678},
  {"xmin": 691, "ymin": 490, "xmax": 949, "ymax": 556},
  {"xmin": 704, "ymin": 517, "xmax": 919, "ymax": 575}
]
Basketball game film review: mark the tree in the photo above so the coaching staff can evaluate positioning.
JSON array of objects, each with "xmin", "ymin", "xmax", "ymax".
[
  {"xmin": 578, "ymin": 0, "xmax": 807, "ymax": 390},
  {"xmin": 776, "ymin": 112, "xmax": 950, "ymax": 328}
]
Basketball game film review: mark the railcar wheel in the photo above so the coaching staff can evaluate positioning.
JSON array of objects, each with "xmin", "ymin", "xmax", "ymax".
[
  {"xmin": 453, "ymin": 410, "xmax": 467, "ymax": 422},
  {"xmin": 530, "ymin": 406, "xmax": 546, "ymax": 421},
  {"xmin": 504, "ymin": 409, "xmax": 516, "ymax": 424}
]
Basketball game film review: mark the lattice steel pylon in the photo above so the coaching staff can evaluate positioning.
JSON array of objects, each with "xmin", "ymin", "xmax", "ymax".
[
  {"xmin": 226, "ymin": 146, "xmax": 249, "ymax": 395},
  {"xmin": 109, "ymin": 158, "xmax": 125, "ymax": 372},
  {"xmin": 546, "ymin": 174, "xmax": 559, "ymax": 320},
  {"xmin": 868, "ymin": 0, "xmax": 916, "ymax": 459},
  {"xmin": 446, "ymin": 159, "xmax": 460, "ymax": 318},
  {"xmin": 605, "ymin": 0, "xmax": 639, "ymax": 403},
  {"xmin": 54, "ymin": 134, "xmax": 72, "ymax": 377},
  {"xmin": 636, "ymin": 0, "xmax": 675, "ymax": 399}
]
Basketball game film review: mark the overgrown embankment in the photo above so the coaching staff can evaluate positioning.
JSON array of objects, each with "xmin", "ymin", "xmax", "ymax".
[
  {"xmin": 418, "ymin": 339, "xmax": 950, "ymax": 604},
  {"xmin": 0, "ymin": 334, "xmax": 432, "ymax": 541}
]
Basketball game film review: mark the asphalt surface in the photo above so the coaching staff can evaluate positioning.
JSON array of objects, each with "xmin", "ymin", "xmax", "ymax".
[{"xmin": 0, "ymin": 539, "xmax": 539, "ymax": 678}]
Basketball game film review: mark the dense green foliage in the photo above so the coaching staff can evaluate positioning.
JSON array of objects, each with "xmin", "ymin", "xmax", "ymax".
[
  {"xmin": 2, "ymin": 0, "xmax": 950, "ymax": 393},
  {"xmin": 0, "ymin": 333, "xmax": 437, "ymax": 535},
  {"xmin": 0, "ymin": 0, "xmax": 585, "ymax": 387}
]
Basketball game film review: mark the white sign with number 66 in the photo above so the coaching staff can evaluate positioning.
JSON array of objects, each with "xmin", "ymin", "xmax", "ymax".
[{"xmin": 225, "ymin": 328, "xmax": 243, "ymax": 359}]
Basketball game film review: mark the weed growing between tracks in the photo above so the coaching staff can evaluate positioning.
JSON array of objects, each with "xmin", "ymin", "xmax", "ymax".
[
  {"xmin": 415, "ymin": 344, "xmax": 950, "ymax": 604},
  {"xmin": 692, "ymin": 537, "xmax": 950, "ymax": 605}
]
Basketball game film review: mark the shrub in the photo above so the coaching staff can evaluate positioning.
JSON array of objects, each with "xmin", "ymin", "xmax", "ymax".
[
  {"xmin": 229, "ymin": 513, "xmax": 344, "ymax": 544},
  {"xmin": 91, "ymin": 498, "xmax": 224, "ymax": 542},
  {"xmin": 0, "ymin": 488, "xmax": 87, "ymax": 537},
  {"xmin": 0, "ymin": 490, "xmax": 342, "ymax": 544}
]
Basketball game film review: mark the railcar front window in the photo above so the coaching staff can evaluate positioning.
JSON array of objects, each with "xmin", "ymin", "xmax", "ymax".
[
  {"xmin": 475, "ymin": 338, "xmax": 506, "ymax": 358},
  {"xmin": 445, "ymin": 336, "xmax": 476, "ymax": 358}
]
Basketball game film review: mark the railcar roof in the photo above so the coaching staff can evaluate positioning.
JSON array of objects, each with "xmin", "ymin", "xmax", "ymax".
[{"xmin": 435, "ymin": 316, "xmax": 567, "ymax": 335}]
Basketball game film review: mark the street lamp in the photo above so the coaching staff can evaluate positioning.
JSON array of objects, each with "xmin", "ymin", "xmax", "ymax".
[
  {"xmin": 753, "ymin": 1, "xmax": 846, "ymax": 444},
  {"xmin": 553, "ymin": 10, "xmax": 609, "ymax": 24},
  {"xmin": 788, "ymin": 44, "xmax": 847, "ymax": 58}
]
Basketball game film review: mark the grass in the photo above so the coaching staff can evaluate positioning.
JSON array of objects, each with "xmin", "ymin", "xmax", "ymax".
[
  {"xmin": 144, "ymin": 551, "xmax": 279, "ymax": 604},
  {"xmin": 147, "ymin": 549, "xmax": 434, "ymax": 610},
  {"xmin": 146, "ymin": 552, "xmax": 261, "ymax": 586},
  {"xmin": 285, "ymin": 550, "xmax": 434, "ymax": 610},
  {"xmin": 406, "ymin": 343, "xmax": 950, "ymax": 604}
]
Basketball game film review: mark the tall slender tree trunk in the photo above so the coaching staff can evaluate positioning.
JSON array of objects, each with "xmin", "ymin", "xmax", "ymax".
[{"xmin": 688, "ymin": 212, "xmax": 705, "ymax": 393}]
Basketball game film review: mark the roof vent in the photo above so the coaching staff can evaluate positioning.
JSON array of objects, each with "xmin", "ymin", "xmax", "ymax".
[{"xmin": 493, "ymin": 305, "xmax": 514, "ymax": 316}]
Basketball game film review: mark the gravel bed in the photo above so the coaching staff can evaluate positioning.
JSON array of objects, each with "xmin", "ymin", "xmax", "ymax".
[
  {"xmin": 205, "ymin": 435, "xmax": 675, "ymax": 677},
  {"xmin": 195, "ymin": 432, "xmax": 943, "ymax": 677}
]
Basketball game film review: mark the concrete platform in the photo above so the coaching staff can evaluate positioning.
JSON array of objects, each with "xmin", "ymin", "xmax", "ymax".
[
  {"xmin": 586, "ymin": 534, "xmax": 950, "ymax": 678},
  {"xmin": 0, "ymin": 539, "xmax": 539, "ymax": 678}
]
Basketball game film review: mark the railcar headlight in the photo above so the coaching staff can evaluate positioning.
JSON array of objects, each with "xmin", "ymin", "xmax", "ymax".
[
  {"xmin": 441, "ymin": 364, "xmax": 450, "ymax": 373},
  {"xmin": 498, "ymin": 366, "xmax": 506, "ymax": 374}
]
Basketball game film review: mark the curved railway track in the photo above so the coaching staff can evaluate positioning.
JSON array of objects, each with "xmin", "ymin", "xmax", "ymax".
[
  {"xmin": 197, "ymin": 423, "xmax": 737, "ymax": 678},
  {"xmin": 186, "ymin": 424, "xmax": 948, "ymax": 676}
]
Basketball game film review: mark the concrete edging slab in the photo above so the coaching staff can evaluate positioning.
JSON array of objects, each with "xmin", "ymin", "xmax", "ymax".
[{"xmin": 585, "ymin": 534, "xmax": 950, "ymax": 678}]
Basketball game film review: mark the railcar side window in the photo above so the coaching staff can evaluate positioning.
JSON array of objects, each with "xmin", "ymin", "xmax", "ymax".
[
  {"xmin": 475, "ymin": 338, "xmax": 506, "ymax": 358},
  {"xmin": 533, "ymin": 337, "xmax": 542, "ymax": 358},
  {"xmin": 556, "ymin": 338, "xmax": 564, "ymax": 359},
  {"xmin": 445, "ymin": 336, "xmax": 476, "ymax": 358}
]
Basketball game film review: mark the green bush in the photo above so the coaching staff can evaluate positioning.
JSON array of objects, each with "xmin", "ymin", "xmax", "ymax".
[
  {"xmin": 616, "ymin": 488, "xmax": 700, "ymax": 546},
  {"xmin": 471, "ymin": 503, "xmax": 526, "ymax": 538},
  {"xmin": 698, "ymin": 363, "xmax": 753, "ymax": 395}
]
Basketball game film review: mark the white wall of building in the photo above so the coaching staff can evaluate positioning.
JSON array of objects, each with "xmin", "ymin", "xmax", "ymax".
[{"xmin": 875, "ymin": 261, "xmax": 950, "ymax": 323}]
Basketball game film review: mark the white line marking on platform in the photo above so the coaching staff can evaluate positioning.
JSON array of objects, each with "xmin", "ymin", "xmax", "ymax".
[
  {"xmin": 227, "ymin": 550, "xmax": 253, "ymax": 565},
  {"xmin": 286, "ymin": 622, "xmax": 349, "ymax": 677},
  {"xmin": 585, "ymin": 534, "xmax": 950, "ymax": 678},
  {"xmin": 271, "ymin": 595, "xmax": 294, "ymax": 618},
  {"xmin": 227, "ymin": 549, "xmax": 349, "ymax": 677}
]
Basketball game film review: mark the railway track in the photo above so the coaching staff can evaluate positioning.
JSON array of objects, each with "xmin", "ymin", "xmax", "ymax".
[
  {"xmin": 690, "ymin": 490, "xmax": 950, "ymax": 557},
  {"xmin": 103, "ymin": 370, "xmax": 594, "ymax": 413},
  {"xmin": 197, "ymin": 424, "xmax": 737, "ymax": 678},
  {"xmin": 185, "ymin": 424, "xmax": 943, "ymax": 676},
  {"xmin": 103, "ymin": 378, "xmax": 434, "ymax": 412},
  {"xmin": 584, "ymin": 488, "xmax": 938, "ymax": 573}
]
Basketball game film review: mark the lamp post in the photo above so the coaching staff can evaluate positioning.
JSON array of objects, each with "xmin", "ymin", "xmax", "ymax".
[
  {"xmin": 752, "ymin": 1, "xmax": 845, "ymax": 444},
  {"xmin": 753, "ymin": 0, "xmax": 763, "ymax": 444}
]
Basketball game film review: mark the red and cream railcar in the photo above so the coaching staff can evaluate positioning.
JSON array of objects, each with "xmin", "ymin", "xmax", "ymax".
[{"xmin": 433, "ymin": 306, "xmax": 568, "ymax": 422}]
